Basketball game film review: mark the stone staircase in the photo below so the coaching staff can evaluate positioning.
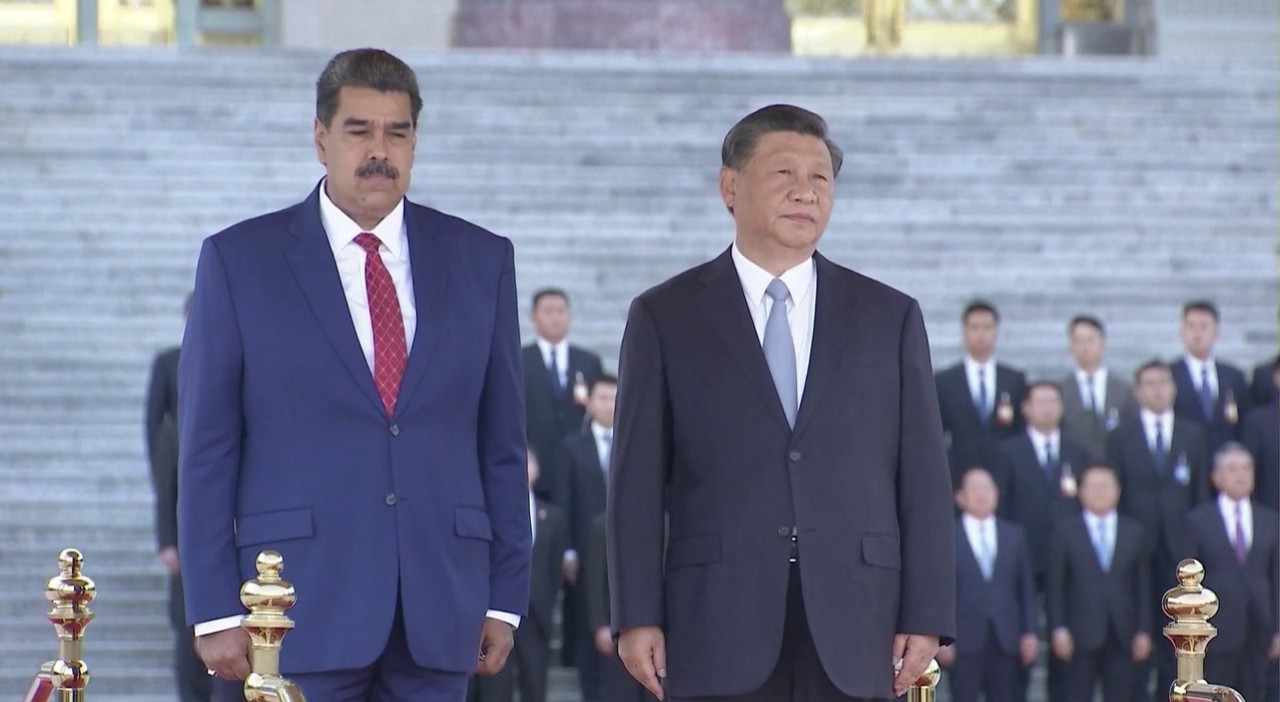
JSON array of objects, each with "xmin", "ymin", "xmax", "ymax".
[{"xmin": 0, "ymin": 47, "xmax": 1275, "ymax": 700}]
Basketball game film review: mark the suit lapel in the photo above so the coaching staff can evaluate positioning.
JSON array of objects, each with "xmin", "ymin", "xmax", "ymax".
[
  {"xmin": 951, "ymin": 368, "xmax": 985, "ymax": 426},
  {"xmin": 525, "ymin": 345, "xmax": 555, "ymax": 400},
  {"xmin": 695, "ymin": 249, "xmax": 790, "ymax": 430},
  {"xmin": 956, "ymin": 523, "xmax": 983, "ymax": 578},
  {"xmin": 793, "ymin": 255, "xmax": 856, "ymax": 440},
  {"xmin": 285, "ymin": 185, "xmax": 384, "ymax": 415},
  {"xmin": 392, "ymin": 204, "xmax": 451, "ymax": 415}
]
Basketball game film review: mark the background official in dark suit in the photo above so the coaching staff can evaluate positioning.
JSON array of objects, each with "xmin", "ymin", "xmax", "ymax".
[
  {"xmin": 1250, "ymin": 352, "xmax": 1280, "ymax": 408},
  {"xmin": 1107, "ymin": 360, "xmax": 1208, "ymax": 702},
  {"xmin": 608, "ymin": 104, "xmax": 955, "ymax": 702},
  {"xmin": 938, "ymin": 468, "xmax": 1037, "ymax": 702},
  {"xmin": 1058, "ymin": 315, "xmax": 1137, "ymax": 462},
  {"xmin": 144, "ymin": 294, "xmax": 209, "ymax": 702},
  {"xmin": 1048, "ymin": 465, "xmax": 1152, "ymax": 702},
  {"xmin": 585, "ymin": 514, "xmax": 656, "ymax": 702},
  {"xmin": 470, "ymin": 451, "xmax": 570, "ymax": 702},
  {"xmin": 558, "ymin": 375, "xmax": 617, "ymax": 701},
  {"xmin": 935, "ymin": 300, "xmax": 1028, "ymax": 486},
  {"xmin": 1242, "ymin": 365, "xmax": 1279, "ymax": 512},
  {"xmin": 1187, "ymin": 443, "xmax": 1280, "ymax": 702},
  {"xmin": 522, "ymin": 287, "xmax": 604, "ymax": 502},
  {"xmin": 1170, "ymin": 300, "xmax": 1251, "ymax": 456}
]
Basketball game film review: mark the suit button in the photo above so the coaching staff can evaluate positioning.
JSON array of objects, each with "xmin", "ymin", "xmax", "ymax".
[
  {"xmin": 385, "ymin": 493, "xmax": 398, "ymax": 506},
  {"xmin": 789, "ymin": 450, "xmax": 802, "ymax": 462},
  {"xmin": 390, "ymin": 424, "xmax": 400, "ymax": 436}
]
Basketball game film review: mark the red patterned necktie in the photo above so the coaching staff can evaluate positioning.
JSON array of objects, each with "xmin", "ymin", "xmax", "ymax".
[{"xmin": 354, "ymin": 233, "xmax": 406, "ymax": 418}]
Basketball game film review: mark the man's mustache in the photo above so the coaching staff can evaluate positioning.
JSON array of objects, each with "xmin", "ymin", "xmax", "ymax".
[{"xmin": 356, "ymin": 161, "xmax": 399, "ymax": 179}]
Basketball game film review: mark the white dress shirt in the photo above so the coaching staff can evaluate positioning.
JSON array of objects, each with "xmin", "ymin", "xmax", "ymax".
[
  {"xmin": 1074, "ymin": 367, "xmax": 1108, "ymax": 414},
  {"xmin": 1028, "ymin": 428, "xmax": 1061, "ymax": 466},
  {"xmin": 1083, "ymin": 510, "xmax": 1116, "ymax": 567},
  {"xmin": 1140, "ymin": 409, "xmax": 1175, "ymax": 453},
  {"xmin": 1218, "ymin": 494, "xmax": 1253, "ymax": 549},
  {"xmin": 964, "ymin": 356, "xmax": 997, "ymax": 410},
  {"xmin": 1184, "ymin": 354, "xmax": 1219, "ymax": 399},
  {"xmin": 536, "ymin": 337, "xmax": 570, "ymax": 388},
  {"xmin": 591, "ymin": 421, "xmax": 613, "ymax": 476},
  {"xmin": 962, "ymin": 513, "xmax": 998, "ymax": 577},
  {"xmin": 196, "ymin": 183, "xmax": 519, "ymax": 637},
  {"xmin": 529, "ymin": 492, "xmax": 539, "ymax": 545},
  {"xmin": 731, "ymin": 244, "xmax": 816, "ymax": 403}
]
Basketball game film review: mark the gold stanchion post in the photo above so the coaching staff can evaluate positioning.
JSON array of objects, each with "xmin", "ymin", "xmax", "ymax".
[
  {"xmin": 906, "ymin": 658, "xmax": 940, "ymax": 702},
  {"xmin": 39, "ymin": 548, "xmax": 96, "ymax": 702},
  {"xmin": 1162, "ymin": 558, "xmax": 1246, "ymax": 702},
  {"xmin": 241, "ymin": 550, "xmax": 307, "ymax": 702}
]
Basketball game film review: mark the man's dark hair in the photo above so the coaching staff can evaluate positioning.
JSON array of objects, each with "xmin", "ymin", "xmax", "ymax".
[
  {"xmin": 1068, "ymin": 314, "xmax": 1105, "ymax": 336},
  {"xmin": 957, "ymin": 465, "xmax": 996, "ymax": 492},
  {"xmin": 1079, "ymin": 462, "xmax": 1119, "ymax": 485},
  {"xmin": 590, "ymin": 374, "xmax": 619, "ymax": 394},
  {"xmin": 963, "ymin": 299, "xmax": 1000, "ymax": 325},
  {"xmin": 1182, "ymin": 300, "xmax": 1220, "ymax": 323},
  {"xmin": 316, "ymin": 48, "xmax": 423, "ymax": 129},
  {"xmin": 1024, "ymin": 381, "xmax": 1062, "ymax": 401},
  {"xmin": 1133, "ymin": 359, "xmax": 1172, "ymax": 384},
  {"xmin": 721, "ymin": 104, "xmax": 844, "ymax": 177},
  {"xmin": 531, "ymin": 288, "xmax": 569, "ymax": 311}
]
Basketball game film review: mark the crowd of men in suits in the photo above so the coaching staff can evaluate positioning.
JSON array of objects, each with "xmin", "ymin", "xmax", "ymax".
[
  {"xmin": 936, "ymin": 299, "xmax": 1279, "ymax": 702},
  {"xmin": 146, "ymin": 286, "xmax": 1276, "ymax": 702}
]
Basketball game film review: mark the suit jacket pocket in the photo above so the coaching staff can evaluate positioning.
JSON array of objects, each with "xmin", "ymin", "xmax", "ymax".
[
  {"xmin": 862, "ymin": 534, "xmax": 901, "ymax": 570},
  {"xmin": 455, "ymin": 506, "xmax": 493, "ymax": 541},
  {"xmin": 665, "ymin": 534, "xmax": 721, "ymax": 570},
  {"xmin": 234, "ymin": 508, "xmax": 314, "ymax": 548}
]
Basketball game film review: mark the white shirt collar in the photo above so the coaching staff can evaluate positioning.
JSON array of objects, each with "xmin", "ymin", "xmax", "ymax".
[
  {"xmin": 961, "ymin": 513, "xmax": 996, "ymax": 535},
  {"xmin": 1141, "ymin": 408, "xmax": 1174, "ymax": 428},
  {"xmin": 1028, "ymin": 427, "xmax": 1060, "ymax": 446},
  {"xmin": 964, "ymin": 355, "xmax": 995, "ymax": 376},
  {"xmin": 591, "ymin": 421, "xmax": 612, "ymax": 441},
  {"xmin": 1075, "ymin": 367, "xmax": 1107, "ymax": 386},
  {"xmin": 536, "ymin": 337, "xmax": 567, "ymax": 362},
  {"xmin": 1218, "ymin": 493, "xmax": 1251, "ymax": 518},
  {"xmin": 1084, "ymin": 509, "xmax": 1116, "ymax": 530},
  {"xmin": 730, "ymin": 244, "xmax": 815, "ymax": 309},
  {"xmin": 319, "ymin": 178, "xmax": 406, "ymax": 260}
]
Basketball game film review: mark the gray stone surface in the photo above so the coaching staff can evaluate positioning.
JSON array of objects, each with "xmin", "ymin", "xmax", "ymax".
[{"xmin": 0, "ymin": 47, "xmax": 1275, "ymax": 700}]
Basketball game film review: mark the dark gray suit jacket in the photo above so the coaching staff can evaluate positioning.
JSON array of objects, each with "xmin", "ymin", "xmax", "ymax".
[
  {"xmin": 608, "ymin": 249, "xmax": 956, "ymax": 699},
  {"xmin": 1058, "ymin": 370, "xmax": 1138, "ymax": 463}
]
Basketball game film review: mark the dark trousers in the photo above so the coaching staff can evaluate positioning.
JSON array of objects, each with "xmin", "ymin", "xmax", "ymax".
[
  {"xmin": 1064, "ymin": 640, "xmax": 1132, "ymax": 702},
  {"xmin": 1205, "ymin": 624, "xmax": 1270, "ymax": 702},
  {"xmin": 948, "ymin": 623, "xmax": 1019, "ymax": 702},
  {"xmin": 468, "ymin": 623, "xmax": 551, "ymax": 702},
  {"xmin": 213, "ymin": 596, "xmax": 467, "ymax": 702},
  {"xmin": 673, "ymin": 563, "xmax": 879, "ymax": 702},
  {"xmin": 171, "ymin": 576, "xmax": 212, "ymax": 702}
]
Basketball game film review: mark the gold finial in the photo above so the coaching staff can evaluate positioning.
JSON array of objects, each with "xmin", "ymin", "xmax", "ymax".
[
  {"xmin": 906, "ymin": 659, "xmax": 940, "ymax": 702},
  {"xmin": 1163, "ymin": 559, "xmax": 1246, "ymax": 702},
  {"xmin": 41, "ymin": 548, "xmax": 96, "ymax": 700},
  {"xmin": 240, "ymin": 550, "xmax": 307, "ymax": 702}
]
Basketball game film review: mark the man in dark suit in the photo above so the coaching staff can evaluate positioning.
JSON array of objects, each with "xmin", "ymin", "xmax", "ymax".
[
  {"xmin": 559, "ymin": 375, "xmax": 617, "ymax": 701},
  {"xmin": 609, "ymin": 104, "xmax": 955, "ymax": 702},
  {"xmin": 181, "ymin": 49, "xmax": 530, "ymax": 700},
  {"xmin": 1251, "ymin": 353, "xmax": 1280, "ymax": 408},
  {"xmin": 144, "ymin": 294, "xmax": 209, "ymax": 702},
  {"xmin": 1058, "ymin": 315, "xmax": 1138, "ymax": 462},
  {"xmin": 935, "ymin": 300, "xmax": 1028, "ymax": 485},
  {"xmin": 1186, "ymin": 443, "xmax": 1280, "ymax": 702},
  {"xmin": 522, "ymin": 287, "xmax": 605, "ymax": 502},
  {"xmin": 937, "ymin": 468, "xmax": 1037, "ymax": 702},
  {"xmin": 1047, "ymin": 464, "xmax": 1152, "ymax": 702},
  {"xmin": 1106, "ymin": 360, "xmax": 1209, "ymax": 702},
  {"xmin": 1170, "ymin": 300, "xmax": 1251, "ymax": 456},
  {"xmin": 585, "ymin": 514, "xmax": 656, "ymax": 702},
  {"xmin": 1243, "ymin": 365, "xmax": 1279, "ymax": 512},
  {"xmin": 470, "ymin": 451, "xmax": 571, "ymax": 702}
]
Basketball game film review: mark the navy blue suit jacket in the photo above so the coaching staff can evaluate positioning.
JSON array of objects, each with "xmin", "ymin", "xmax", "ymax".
[
  {"xmin": 953, "ymin": 517, "xmax": 1037, "ymax": 656},
  {"xmin": 177, "ymin": 184, "xmax": 532, "ymax": 674},
  {"xmin": 1171, "ymin": 357, "xmax": 1251, "ymax": 455}
]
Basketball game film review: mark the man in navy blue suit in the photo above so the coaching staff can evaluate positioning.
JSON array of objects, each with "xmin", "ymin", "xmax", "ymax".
[
  {"xmin": 1170, "ymin": 300, "xmax": 1251, "ymax": 456},
  {"xmin": 937, "ymin": 467, "xmax": 1038, "ymax": 702},
  {"xmin": 178, "ymin": 49, "xmax": 531, "ymax": 701}
]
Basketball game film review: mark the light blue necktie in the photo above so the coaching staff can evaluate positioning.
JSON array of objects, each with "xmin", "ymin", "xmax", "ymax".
[
  {"xmin": 1198, "ymin": 366, "xmax": 1215, "ymax": 421},
  {"xmin": 764, "ymin": 279, "xmax": 797, "ymax": 428},
  {"xmin": 978, "ymin": 523, "xmax": 995, "ymax": 581},
  {"xmin": 1093, "ymin": 519, "xmax": 1113, "ymax": 571}
]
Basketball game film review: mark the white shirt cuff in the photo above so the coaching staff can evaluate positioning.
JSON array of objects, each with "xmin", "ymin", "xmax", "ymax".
[
  {"xmin": 565, "ymin": 549, "xmax": 579, "ymax": 562},
  {"xmin": 487, "ymin": 610, "xmax": 521, "ymax": 629},
  {"xmin": 193, "ymin": 615, "xmax": 244, "ymax": 637}
]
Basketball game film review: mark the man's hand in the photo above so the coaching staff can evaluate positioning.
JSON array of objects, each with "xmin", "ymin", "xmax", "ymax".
[
  {"xmin": 563, "ymin": 557, "xmax": 579, "ymax": 586},
  {"xmin": 618, "ymin": 626, "xmax": 666, "ymax": 700},
  {"xmin": 594, "ymin": 626, "xmax": 616, "ymax": 656},
  {"xmin": 1051, "ymin": 628, "xmax": 1073, "ymax": 662},
  {"xmin": 196, "ymin": 628, "xmax": 251, "ymax": 680},
  {"xmin": 892, "ymin": 634, "xmax": 940, "ymax": 698},
  {"xmin": 1131, "ymin": 632, "xmax": 1152, "ymax": 662},
  {"xmin": 1270, "ymin": 634, "xmax": 1280, "ymax": 661},
  {"xmin": 1019, "ymin": 633, "xmax": 1038, "ymax": 666},
  {"xmin": 935, "ymin": 645, "xmax": 956, "ymax": 668},
  {"xmin": 475, "ymin": 618, "xmax": 515, "ymax": 676},
  {"xmin": 158, "ymin": 546, "xmax": 180, "ymax": 576}
]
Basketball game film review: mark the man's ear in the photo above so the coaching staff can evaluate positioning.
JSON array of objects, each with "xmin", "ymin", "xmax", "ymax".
[
  {"xmin": 314, "ymin": 118, "xmax": 327, "ymax": 166},
  {"xmin": 719, "ymin": 166, "xmax": 736, "ymax": 214}
]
